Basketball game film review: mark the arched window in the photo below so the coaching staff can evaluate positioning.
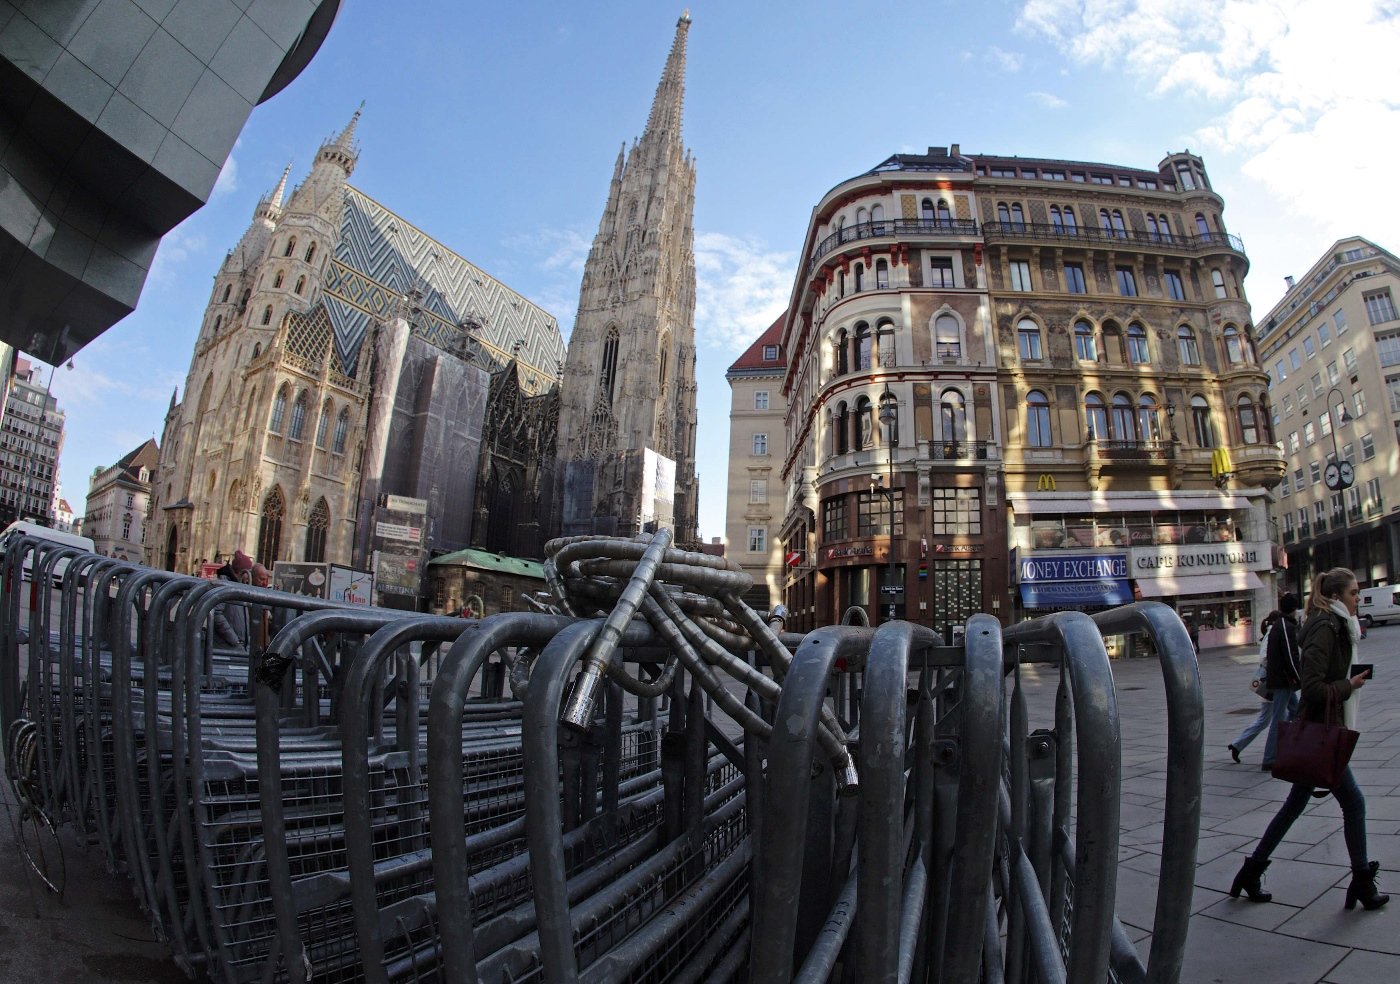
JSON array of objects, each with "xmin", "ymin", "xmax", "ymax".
[
  {"xmin": 599, "ymin": 326, "xmax": 620, "ymax": 404},
  {"xmin": 1111, "ymin": 210, "xmax": 1126, "ymax": 238},
  {"xmin": 1212, "ymin": 268, "xmax": 1228, "ymax": 298},
  {"xmin": 305, "ymin": 498, "xmax": 330, "ymax": 564},
  {"xmin": 855, "ymin": 322, "xmax": 872, "ymax": 369},
  {"xmin": 1099, "ymin": 209, "xmax": 1114, "ymax": 234},
  {"xmin": 304, "ymin": 242, "xmax": 317, "ymax": 263},
  {"xmin": 1050, "ymin": 206, "xmax": 1063, "ymax": 231},
  {"xmin": 220, "ymin": 284, "xmax": 231, "ymax": 303},
  {"xmin": 283, "ymin": 236, "xmax": 296, "ymax": 258},
  {"xmin": 871, "ymin": 203, "xmax": 885, "ymax": 232},
  {"xmin": 257, "ymin": 487, "xmax": 284, "ymax": 567},
  {"xmin": 213, "ymin": 315, "xmax": 222, "ymax": 333},
  {"xmin": 659, "ymin": 332, "xmax": 670, "ymax": 386},
  {"xmin": 1074, "ymin": 320, "xmax": 1097, "ymax": 361},
  {"xmin": 875, "ymin": 258, "xmax": 889, "ymax": 289},
  {"xmin": 1223, "ymin": 325, "xmax": 1244, "ymax": 363},
  {"xmin": 1085, "ymin": 392, "xmax": 1108, "ymax": 441},
  {"xmin": 838, "ymin": 269, "xmax": 846, "ymax": 296},
  {"xmin": 854, "ymin": 262, "xmax": 865, "ymax": 293},
  {"xmin": 1138, "ymin": 394, "xmax": 1162, "ymax": 442},
  {"xmin": 998, "ymin": 202, "xmax": 1012, "ymax": 225},
  {"xmin": 288, "ymin": 391, "xmax": 308, "ymax": 440},
  {"xmin": 251, "ymin": 343, "xmax": 261, "ymax": 360},
  {"xmin": 1127, "ymin": 323, "xmax": 1149, "ymax": 364},
  {"xmin": 939, "ymin": 389, "xmax": 967, "ymax": 442},
  {"xmin": 835, "ymin": 401, "xmax": 850, "ymax": 455},
  {"xmin": 261, "ymin": 305, "xmax": 273, "ymax": 325},
  {"xmin": 1191, "ymin": 395, "xmax": 1215, "ymax": 447},
  {"xmin": 1196, "ymin": 213, "xmax": 1210, "ymax": 236},
  {"xmin": 921, "ymin": 198, "xmax": 935, "ymax": 222},
  {"xmin": 1027, "ymin": 390, "xmax": 1052, "ymax": 447},
  {"xmin": 1017, "ymin": 318, "xmax": 1042, "ymax": 360},
  {"xmin": 1157, "ymin": 214, "xmax": 1171, "ymax": 242},
  {"xmin": 273, "ymin": 270, "xmax": 284, "ymax": 288},
  {"xmin": 1178, "ymin": 326, "xmax": 1201, "ymax": 365},
  {"xmin": 856, "ymin": 206, "xmax": 868, "ymax": 227},
  {"xmin": 294, "ymin": 276, "xmax": 306, "ymax": 295},
  {"xmin": 935, "ymin": 313, "xmax": 961, "ymax": 361},
  {"xmin": 332, "ymin": 407, "xmax": 349, "ymax": 454},
  {"xmin": 937, "ymin": 199, "xmax": 951, "ymax": 223},
  {"xmin": 1010, "ymin": 203, "xmax": 1025, "ymax": 231},
  {"xmin": 1062, "ymin": 206, "xmax": 1077, "ymax": 233},
  {"xmin": 316, "ymin": 400, "xmax": 332, "ymax": 447},
  {"xmin": 1111, "ymin": 392, "xmax": 1136, "ymax": 441},
  {"xmin": 269, "ymin": 386, "xmax": 288, "ymax": 432},
  {"xmin": 1239, "ymin": 396, "xmax": 1259, "ymax": 444},
  {"xmin": 834, "ymin": 329, "xmax": 849, "ymax": 376},
  {"xmin": 855, "ymin": 396, "xmax": 874, "ymax": 450}
]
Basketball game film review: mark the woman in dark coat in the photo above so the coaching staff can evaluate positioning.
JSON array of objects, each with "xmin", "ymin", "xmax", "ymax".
[
  {"xmin": 1230, "ymin": 568, "xmax": 1387, "ymax": 910},
  {"xmin": 1228, "ymin": 594, "xmax": 1302, "ymax": 768}
]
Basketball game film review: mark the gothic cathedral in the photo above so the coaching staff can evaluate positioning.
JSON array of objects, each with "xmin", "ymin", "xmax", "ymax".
[{"xmin": 555, "ymin": 12, "xmax": 700, "ymax": 544}]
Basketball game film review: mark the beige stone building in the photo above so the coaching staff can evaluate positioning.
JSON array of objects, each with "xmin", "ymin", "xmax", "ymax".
[
  {"xmin": 84, "ymin": 439, "xmax": 158, "ymax": 562},
  {"xmin": 779, "ymin": 146, "xmax": 1285, "ymax": 644},
  {"xmin": 1259, "ymin": 237, "xmax": 1400, "ymax": 596},
  {"xmin": 724, "ymin": 315, "xmax": 786, "ymax": 609}
]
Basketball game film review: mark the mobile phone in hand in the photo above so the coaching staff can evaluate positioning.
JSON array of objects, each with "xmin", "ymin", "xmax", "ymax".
[{"xmin": 1352, "ymin": 663, "xmax": 1375, "ymax": 680}]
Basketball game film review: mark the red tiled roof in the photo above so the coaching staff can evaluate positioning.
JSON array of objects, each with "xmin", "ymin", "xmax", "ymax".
[{"xmin": 727, "ymin": 313, "xmax": 785, "ymax": 373}]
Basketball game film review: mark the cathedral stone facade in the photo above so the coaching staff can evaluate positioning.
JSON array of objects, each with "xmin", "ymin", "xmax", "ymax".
[
  {"xmin": 555, "ymin": 13, "xmax": 700, "ymax": 544},
  {"xmin": 148, "ymin": 111, "xmax": 565, "ymax": 580}
]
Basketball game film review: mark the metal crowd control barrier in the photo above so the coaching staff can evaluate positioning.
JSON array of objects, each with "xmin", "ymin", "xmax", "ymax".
[{"xmin": 0, "ymin": 532, "xmax": 1203, "ymax": 982}]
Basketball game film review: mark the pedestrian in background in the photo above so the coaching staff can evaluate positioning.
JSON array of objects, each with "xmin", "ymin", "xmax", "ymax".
[
  {"xmin": 1228, "ymin": 594, "xmax": 1302, "ymax": 769},
  {"xmin": 1230, "ymin": 568, "xmax": 1387, "ymax": 911}
]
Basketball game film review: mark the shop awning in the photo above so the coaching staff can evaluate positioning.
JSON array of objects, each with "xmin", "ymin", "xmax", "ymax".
[
  {"xmin": 1019, "ymin": 578, "xmax": 1133, "ymax": 607},
  {"xmin": 1134, "ymin": 571, "xmax": 1263, "ymax": 598},
  {"xmin": 1008, "ymin": 491, "xmax": 1252, "ymax": 515}
]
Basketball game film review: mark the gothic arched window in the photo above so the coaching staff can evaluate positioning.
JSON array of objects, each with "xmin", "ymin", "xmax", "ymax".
[
  {"xmin": 939, "ymin": 389, "xmax": 967, "ymax": 443},
  {"xmin": 261, "ymin": 306, "xmax": 273, "ymax": 325},
  {"xmin": 304, "ymin": 242, "xmax": 317, "ymax": 263},
  {"xmin": 332, "ymin": 407, "xmax": 349, "ymax": 454},
  {"xmin": 316, "ymin": 400, "xmax": 332, "ymax": 448},
  {"xmin": 294, "ymin": 276, "xmax": 306, "ymax": 295},
  {"xmin": 273, "ymin": 270, "xmax": 284, "ymax": 289},
  {"xmin": 1111, "ymin": 392, "xmax": 1136, "ymax": 441},
  {"xmin": 305, "ymin": 498, "xmax": 330, "ymax": 563},
  {"xmin": 257, "ymin": 487, "xmax": 284, "ymax": 567},
  {"xmin": 288, "ymin": 391, "xmax": 308, "ymax": 440},
  {"xmin": 600, "ymin": 326, "xmax": 620, "ymax": 405},
  {"xmin": 269, "ymin": 386, "xmax": 288, "ymax": 432},
  {"xmin": 283, "ymin": 236, "xmax": 296, "ymax": 258}
]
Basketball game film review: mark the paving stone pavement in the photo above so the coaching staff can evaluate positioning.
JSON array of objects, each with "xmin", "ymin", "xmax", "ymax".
[{"xmin": 2, "ymin": 621, "xmax": 1398, "ymax": 982}]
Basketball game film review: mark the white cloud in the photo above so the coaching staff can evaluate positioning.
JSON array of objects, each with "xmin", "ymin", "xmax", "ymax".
[
  {"xmin": 1015, "ymin": 0, "xmax": 1400, "ymax": 287},
  {"xmin": 1029, "ymin": 90, "xmax": 1069, "ymax": 110},
  {"xmin": 987, "ymin": 45, "xmax": 1024, "ymax": 71},
  {"xmin": 149, "ymin": 225, "xmax": 207, "ymax": 284},
  {"xmin": 212, "ymin": 140, "xmax": 240, "ymax": 198},
  {"xmin": 693, "ymin": 232, "xmax": 795, "ymax": 352}
]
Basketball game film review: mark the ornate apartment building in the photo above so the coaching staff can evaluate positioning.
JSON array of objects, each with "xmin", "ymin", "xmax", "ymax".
[
  {"xmin": 556, "ymin": 13, "xmax": 700, "ymax": 543},
  {"xmin": 148, "ymin": 110, "xmax": 565, "ymax": 578},
  {"xmin": 724, "ymin": 316, "xmax": 786, "ymax": 609},
  {"xmin": 84, "ymin": 439, "xmax": 159, "ymax": 561},
  {"xmin": 0, "ymin": 358, "xmax": 65, "ymax": 527},
  {"xmin": 779, "ymin": 147, "xmax": 1285, "ymax": 645},
  {"xmin": 1259, "ymin": 237, "xmax": 1400, "ymax": 594}
]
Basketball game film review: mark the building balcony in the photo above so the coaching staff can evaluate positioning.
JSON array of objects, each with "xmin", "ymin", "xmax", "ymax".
[
  {"xmin": 982, "ymin": 222, "xmax": 1246, "ymax": 259},
  {"xmin": 928, "ymin": 440, "xmax": 999, "ymax": 462},
  {"xmin": 1093, "ymin": 439, "xmax": 1175, "ymax": 462},
  {"xmin": 808, "ymin": 217, "xmax": 979, "ymax": 275}
]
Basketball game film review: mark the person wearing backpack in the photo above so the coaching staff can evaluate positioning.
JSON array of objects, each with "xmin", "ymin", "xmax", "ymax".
[{"xmin": 1228, "ymin": 594, "xmax": 1302, "ymax": 769}]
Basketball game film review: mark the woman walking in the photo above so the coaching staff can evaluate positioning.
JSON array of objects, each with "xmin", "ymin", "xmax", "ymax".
[
  {"xmin": 1230, "ymin": 568, "xmax": 1387, "ymax": 910},
  {"xmin": 1228, "ymin": 594, "xmax": 1302, "ymax": 769}
]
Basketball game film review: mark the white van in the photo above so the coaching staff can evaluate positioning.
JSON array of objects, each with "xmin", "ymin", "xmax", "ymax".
[
  {"xmin": 1358, "ymin": 585, "xmax": 1400, "ymax": 628},
  {"xmin": 0, "ymin": 521, "xmax": 96, "ymax": 583}
]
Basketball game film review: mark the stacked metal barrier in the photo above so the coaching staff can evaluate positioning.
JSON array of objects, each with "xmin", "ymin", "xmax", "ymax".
[{"xmin": 0, "ymin": 531, "xmax": 1203, "ymax": 982}]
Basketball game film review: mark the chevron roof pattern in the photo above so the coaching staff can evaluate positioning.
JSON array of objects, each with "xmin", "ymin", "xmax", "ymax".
[{"xmin": 322, "ymin": 186, "xmax": 565, "ymax": 394}]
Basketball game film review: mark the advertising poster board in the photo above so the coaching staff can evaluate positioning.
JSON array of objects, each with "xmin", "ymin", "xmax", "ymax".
[
  {"xmin": 328, "ymin": 565, "xmax": 374, "ymax": 606},
  {"xmin": 272, "ymin": 562, "xmax": 328, "ymax": 598},
  {"xmin": 373, "ymin": 494, "xmax": 428, "ymax": 604}
]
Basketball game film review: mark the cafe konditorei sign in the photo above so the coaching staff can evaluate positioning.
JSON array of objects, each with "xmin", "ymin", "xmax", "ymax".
[{"xmin": 1130, "ymin": 543, "xmax": 1267, "ymax": 577}]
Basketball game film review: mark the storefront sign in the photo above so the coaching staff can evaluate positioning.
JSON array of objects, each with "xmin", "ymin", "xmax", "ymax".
[
  {"xmin": 1018, "ymin": 552, "xmax": 1131, "ymax": 608},
  {"xmin": 933, "ymin": 543, "xmax": 981, "ymax": 554},
  {"xmin": 827, "ymin": 544, "xmax": 875, "ymax": 560},
  {"xmin": 1131, "ymin": 542, "xmax": 1268, "ymax": 578}
]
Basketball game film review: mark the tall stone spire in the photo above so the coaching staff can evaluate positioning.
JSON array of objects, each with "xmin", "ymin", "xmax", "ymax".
[
  {"xmin": 315, "ymin": 102, "xmax": 362, "ymax": 176},
  {"xmin": 266, "ymin": 162, "xmax": 293, "ymax": 208},
  {"xmin": 555, "ymin": 15, "xmax": 700, "ymax": 543},
  {"xmin": 642, "ymin": 12, "xmax": 690, "ymax": 144}
]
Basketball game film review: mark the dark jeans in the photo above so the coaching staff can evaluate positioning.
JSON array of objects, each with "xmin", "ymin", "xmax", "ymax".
[{"xmin": 1252, "ymin": 766, "xmax": 1368, "ymax": 870}]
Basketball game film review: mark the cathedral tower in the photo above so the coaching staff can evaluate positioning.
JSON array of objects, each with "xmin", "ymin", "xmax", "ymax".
[{"xmin": 555, "ymin": 12, "xmax": 699, "ymax": 543}]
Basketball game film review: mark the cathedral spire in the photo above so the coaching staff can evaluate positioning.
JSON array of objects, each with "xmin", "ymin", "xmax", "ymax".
[
  {"xmin": 266, "ymin": 162, "xmax": 293, "ymax": 208},
  {"xmin": 642, "ymin": 12, "xmax": 690, "ymax": 143},
  {"xmin": 315, "ymin": 103, "xmax": 362, "ymax": 176}
]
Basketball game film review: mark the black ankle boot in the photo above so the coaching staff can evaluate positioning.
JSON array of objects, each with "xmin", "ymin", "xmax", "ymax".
[
  {"xmin": 1346, "ymin": 861, "xmax": 1390, "ymax": 910},
  {"xmin": 1230, "ymin": 855, "xmax": 1273, "ymax": 902}
]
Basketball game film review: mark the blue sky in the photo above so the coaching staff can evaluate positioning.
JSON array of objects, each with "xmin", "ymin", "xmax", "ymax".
[{"xmin": 51, "ymin": 0, "xmax": 1400, "ymax": 542}]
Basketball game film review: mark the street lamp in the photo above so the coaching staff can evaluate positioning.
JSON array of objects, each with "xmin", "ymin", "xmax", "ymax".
[
  {"xmin": 1165, "ymin": 401, "xmax": 1177, "ymax": 442},
  {"xmin": 878, "ymin": 385, "xmax": 898, "ymax": 622}
]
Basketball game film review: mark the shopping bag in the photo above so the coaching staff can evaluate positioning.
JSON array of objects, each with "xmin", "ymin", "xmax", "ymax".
[
  {"xmin": 1271, "ymin": 717, "xmax": 1359, "ymax": 788},
  {"xmin": 1249, "ymin": 661, "xmax": 1269, "ymax": 698}
]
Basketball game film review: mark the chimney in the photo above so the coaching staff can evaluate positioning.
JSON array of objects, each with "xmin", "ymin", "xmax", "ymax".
[
  {"xmin": 1284, "ymin": 275, "xmax": 1296, "ymax": 289},
  {"xmin": 950, "ymin": 143, "xmax": 961, "ymax": 157}
]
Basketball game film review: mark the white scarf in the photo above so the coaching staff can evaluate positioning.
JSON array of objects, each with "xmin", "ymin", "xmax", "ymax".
[{"xmin": 1327, "ymin": 599, "xmax": 1363, "ymax": 729}]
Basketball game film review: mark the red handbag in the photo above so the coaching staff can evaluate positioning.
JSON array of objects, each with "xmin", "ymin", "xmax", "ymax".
[{"xmin": 1272, "ymin": 690, "xmax": 1359, "ymax": 789}]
